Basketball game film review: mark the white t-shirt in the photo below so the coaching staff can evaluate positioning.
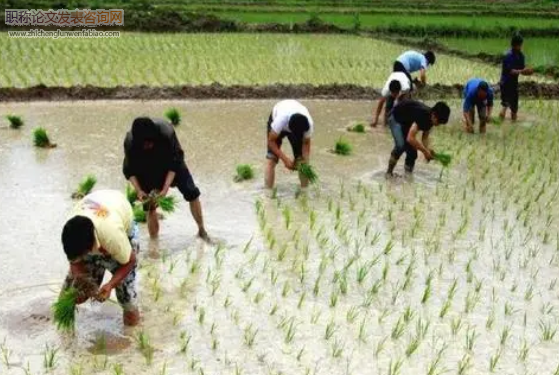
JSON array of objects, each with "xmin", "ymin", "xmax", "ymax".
[
  {"xmin": 381, "ymin": 72, "xmax": 411, "ymax": 98},
  {"xmin": 270, "ymin": 100, "xmax": 314, "ymax": 139}
]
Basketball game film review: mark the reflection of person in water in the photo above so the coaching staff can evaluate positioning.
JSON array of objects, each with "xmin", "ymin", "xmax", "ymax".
[
  {"xmin": 123, "ymin": 117, "xmax": 209, "ymax": 241},
  {"xmin": 265, "ymin": 100, "xmax": 314, "ymax": 189},
  {"xmin": 60, "ymin": 190, "xmax": 140, "ymax": 326}
]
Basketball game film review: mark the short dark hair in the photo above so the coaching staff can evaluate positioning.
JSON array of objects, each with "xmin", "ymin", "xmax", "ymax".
[
  {"xmin": 132, "ymin": 117, "xmax": 159, "ymax": 144},
  {"xmin": 511, "ymin": 34, "xmax": 524, "ymax": 47},
  {"xmin": 432, "ymin": 102, "xmax": 450, "ymax": 124},
  {"xmin": 425, "ymin": 51, "xmax": 436, "ymax": 65},
  {"xmin": 389, "ymin": 79, "xmax": 402, "ymax": 94},
  {"xmin": 62, "ymin": 216, "xmax": 95, "ymax": 261},
  {"xmin": 288, "ymin": 114, "xmax": 310, "ymax": 135},
  {"xmin": 477, "ymin": 81, "xmax": 489, "ymax": 92}
]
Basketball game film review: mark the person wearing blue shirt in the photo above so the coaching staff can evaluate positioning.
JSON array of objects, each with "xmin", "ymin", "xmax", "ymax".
[
  {"xmin": 463, "ymin": 78, "xmax": 494, "ymax": 134},
  {"xmin": 393, "ymin": 50, "xmax": 436, "ymax": 88},
  {"xmin": 499, "ymin": 34, "xmax": 533, "ymax": 121}
]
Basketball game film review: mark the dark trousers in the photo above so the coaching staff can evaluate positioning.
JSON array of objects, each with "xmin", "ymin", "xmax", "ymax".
[{"xmin": 389, "ymin": 115, "xmax": 417, "ymax": 170}]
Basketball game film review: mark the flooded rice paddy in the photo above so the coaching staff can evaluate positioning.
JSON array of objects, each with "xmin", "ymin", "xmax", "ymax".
[{"xmin": 0, "ymin": 99, "xmax": 558, "ymax": 375}]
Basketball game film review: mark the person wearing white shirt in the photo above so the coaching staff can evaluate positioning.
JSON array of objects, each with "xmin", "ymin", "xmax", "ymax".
[
  {"xmin": 371, "ymin": 72, "xmax": 411, "ymax": 127},
  {"xmin": 265, "ymin": 100, "xmax": 314, "ymax": 189}
]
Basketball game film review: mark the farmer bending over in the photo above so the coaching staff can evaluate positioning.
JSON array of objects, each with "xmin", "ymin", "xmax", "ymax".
[
  {"xmin": 393, "ymin": 50, "xmax": 435, "ymax": 88},
  {"xmin": 371, "ymin": 71, "xmax": 411, "ymax": 127},
  {"xmin": 499, "ymin": 34, "xmax": 533, "ymax": 121},
  {"xmin": 463, "ymin": 78, "xmax": 494, "ymax": 134},
  {"xmin": 123, "ymin": 117, "xmax": 209, "ymax": 241},
  {"xmin": 61, "ymin": 190, "xmax": 140, "ymax": 326},
  {"xmin": 266, "ymin": 100, "xmax": 314, "ymax": 189},
  {"xmin": 387, "ymin": 100, "xmax": 450, "ymax": 176}
]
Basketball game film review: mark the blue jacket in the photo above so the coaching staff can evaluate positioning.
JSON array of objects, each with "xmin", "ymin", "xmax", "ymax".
[{"xmin": 500, "ymin": 49, "xmax": 525, "ymax": 86}]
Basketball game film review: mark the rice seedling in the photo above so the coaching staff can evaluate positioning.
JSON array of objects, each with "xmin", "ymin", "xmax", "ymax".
[
  {"xmin": 374, "ymin": 336, "xmax": 388, "ymax": 358},
  {"xmin": 52, "ymin": 287, "xmax": 78, "ymax": 332},
  {"xmin": 347, "ymin": 123, "xmax": 366, "ymax": 133},
  {"xmin": 72, "ymin": 174, "xmax": 97, "ymax": 199},
  {"xmin": 539, "ymin": 319, "xmax": 557, "ymax": 341},
  {"xmin": 325, "ymin": 319, "xmax": 337, "ymax": 341},
  {"xmin": 155, "ymin": 195, "xmax": 177, "ymax": 213},
  {"xmin": 6, "ymin": 115, "xmax": 23, "ymax": 129},
  {"xmin": 198, "ymin": 307, "xmax": 206, "ymax": 325},
  {"xmin": 457, "ymin": 354, "xmax": 472, "ymax": 375},
  {"xmin": 133, "ymin": 204, "xmax": 147, "ymax": 223},
  {"xmin": 334, "ymin": 137, "xmax": 352, "ymax": 156},
  {"xmin": 358, "ymin": 317, "xmax": 368, "ymax": 343},
  {"xmin": 113, "ymin": 363, "xmax": 124, "ymax": 375},
  {"xmin": 331, "ymin": 339, "xmax": 344, "ymax": 358},
  {"xmin": 465, "ymin": 327, "xmax": 477, "ymax": 352},
  {"xmin": 43, "ymin": 344, "xmax": 58, "ymax": 370},
  {"xmin": 426, "ymin": 347, "xmax": 446, "ymax": 375},
  {"xmin": 500, "ymin": 325, "xmax": 511, "ymax": 346},
  {"xmin": 284, "ymin": 317, "xmax": 297, "ymax": 344},
  {"xmin": 489, "ymin": 349, "xmax": 502, "ymax": 372},
  {"xmin": 391, "ymin": 317, "xmax": 406, "ymax": 341},
  {"xmin": 234, "ymin": 164, "xmax": 254, "ymax": 182},
  {"xmin": 33, "ymin": 127, "xmax": 56, "ymax": 148},
  {"xmin": 298, "ymin": 163, "xmax": 319, "ymax": 184},
  {"xmin": 164, "ymin": 107, "xmax": 181, "ymax": 126},
  {"xmin": 0, "ymin": 339, "xmax": 11, "ymax": 368},
  {"xmin": 387, "ymin": 357, "xmax": 404, "ymax": 375},
  {"xmin": 518, "ymin": 339, "xmax": 530, "ymax": 362},
  {"xmin": 451, "ymin": 317, "xmax": 463, "ymax": 336}
]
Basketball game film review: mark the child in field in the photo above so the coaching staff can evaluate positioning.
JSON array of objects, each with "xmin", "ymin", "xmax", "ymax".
[
  {"xmin": 371, "ymin": 71, "xmax": 411, "ymax": 128},
  {"xmin": 393, "ymin": 50, "xmax": 436, "ymax": 88},
  {"xmin": 265, "ymin": 100, "xmax": 314, "ymax": 189},
  {"xmin": 499, "ymin": 34, "xmax": 534, "ymax": 121},
  {"xmin": 387, "ymin": 100, "xmax": 450, "ymax": 176},
  {"xmin": 463, "ymin": 78, "xmax": 494, "ymax": 134},
  {"xmin": 60, "ymin": 190, "xmax": 140, "ymax": 326}
]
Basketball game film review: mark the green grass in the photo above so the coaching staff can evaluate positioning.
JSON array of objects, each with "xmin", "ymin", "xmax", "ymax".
[
  {"xmin": 6, "ymin": 115, "xmax": 23, "ymax": 129},
  {"xmin": 438, "ymin": 37, "xmax": 559, "ymax": 67},
  {"xmin": 0, "ymin": 33, "xmax": 509, "ymax": 88},
  {"xmin": 235, "ymin": 164, "xmax": 255, "ymax": 182}
]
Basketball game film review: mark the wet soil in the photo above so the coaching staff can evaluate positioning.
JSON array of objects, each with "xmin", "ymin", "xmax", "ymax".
[{"xmin": 1, "ymin": 82, "xmax": 559, "ymax": 102}]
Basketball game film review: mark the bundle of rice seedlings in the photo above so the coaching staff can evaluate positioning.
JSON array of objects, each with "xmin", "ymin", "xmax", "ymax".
[
  {"xmin": 164, "ymin": 108, "xmax": 182, "ymax": 126},
  {"xmin": 6, "ymin": 115, "xmax": 23, "ymax": 129},
  {"xmin": 126, "ymin": 184, "xmax": 138, "ymax": 205},
  {"xmin": 71, "ymin": 175, "xmax": 97, "ymax": 199},
  {"xmin": 334, "ymin": 137, "xmax": 352, "ymax": 156},
  {"xmin": 234, "ymin": 164, "xmax": 254, "ymax": 182},
  {"xmin": 156, "ymin": 195, "xmax": 176, "ymax": 213},
  {"xmin": 133, "ymin": 203, "xmax": 146, "ymax": 223},
  {"xmin": 297, "ymin": 163, "xmax": 318, "ymax": 184},
  {"xmin": 33, "ymin": 127, "xmax": 56, "ymax": 148},
  {"xmin": 348, "ymin": 123, "xmax": 366, "ymax": 133},
  {"xmin": 52, "ymin": 287, "xmax": 78, "ymax": 332},
  {"xmin": 433, "ymin": 152, "xmax": 452, "ymax": 167}
]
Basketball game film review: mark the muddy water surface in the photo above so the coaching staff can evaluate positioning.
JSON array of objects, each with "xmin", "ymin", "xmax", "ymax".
[{"xmin": 0, "ymin": 100, "xmax": 556, "ymax": 375}]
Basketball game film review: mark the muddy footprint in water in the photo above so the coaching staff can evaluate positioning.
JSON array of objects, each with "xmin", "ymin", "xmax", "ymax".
[{"xmin": 29, "ymin": 314, "xmax": 51, "ymax": 323}]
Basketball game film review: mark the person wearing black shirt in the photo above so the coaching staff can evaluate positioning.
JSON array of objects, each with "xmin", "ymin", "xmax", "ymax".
[
  {"xmin": 387, "ymin": 100, "xmax": 450, "ymax": 176},
  {"xmin": 123, "ymin": 117, "xmax": 209, "ymax": 241}
]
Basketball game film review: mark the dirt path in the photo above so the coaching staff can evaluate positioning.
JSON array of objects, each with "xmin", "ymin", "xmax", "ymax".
[{"xmin": 1, "ymin": 82, "xmax": 559, "ymax": 101}]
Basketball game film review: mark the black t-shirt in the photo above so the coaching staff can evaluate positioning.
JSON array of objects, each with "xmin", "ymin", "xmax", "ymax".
[
  {"xmin": 123, "ymin": 118, "xmax": 186, "ymax": 187},
  {"xmin": 392, "ymin": 100, "xmax": 433, "ymax": 136}
]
